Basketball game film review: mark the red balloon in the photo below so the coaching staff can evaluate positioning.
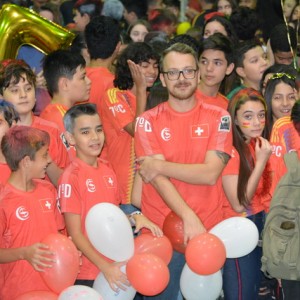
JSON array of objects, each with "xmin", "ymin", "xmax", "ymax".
[
  {"xmin": 127, "ymin": 253, "xmax": 170, "ymax": 296},
  {"xmin": 162, "ymin": 211, "xmax": 186, "ymax": 253},
  {"xmin": 185, "ymin": 233, "xmax": 226, "ymax": 275},
  {"xmin": 15, "ymin": 291, "xmax": 57, "ymax": 300},
  {"xmin": 134, "ymin": 233, "xmax": 173, "ymax": 265},
  {"xmin": 40, "ymin": 233, "xmax": 80, "ymax": 294}
]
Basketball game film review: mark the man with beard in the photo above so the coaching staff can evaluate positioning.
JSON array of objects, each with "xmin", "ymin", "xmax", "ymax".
[{"xmin": 134, "ymin": 43, "xmax": 233, "ymax": 299}]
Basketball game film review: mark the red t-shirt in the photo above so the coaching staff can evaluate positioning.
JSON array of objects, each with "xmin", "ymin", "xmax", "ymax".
[
  {"xmin": 32, "ymin": 115, "xmax": 70, "ymax": 169},
  {"xmin": 58, "ymin": 157, "xmax": 120, "ymax": 280},
  {"xmin": 40, "ymin": 103, "xmax": 68, "ymax": 133},
  {"xmin": 0, "ymin": 162, "xmax": 10, "ymax": 186},
  {"xmin": 0, "ymin": 180, "xmax": 64, "ymax": 300},
  {"xmin": 86, "ymin": 66, "xmax": 114, "ymax": 114},
  {"xmin": 196, "ymin": 89, "xmax": 229, "ymax": 110},
  {"xmin": 100, "ymin": 88, "xmax": 136, "ymax": 204},
  {"xmin": 135, "ymin": 97, "xmax": 232, "ymax": 230}
]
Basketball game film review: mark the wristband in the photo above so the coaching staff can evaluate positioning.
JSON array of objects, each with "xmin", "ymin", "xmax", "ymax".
[{"xmin": 129, "ymin": 211, "xmax": 142, "ymax": 226}]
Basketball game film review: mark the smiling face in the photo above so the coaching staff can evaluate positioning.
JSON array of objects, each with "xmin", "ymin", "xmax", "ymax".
[
  {"xmin": 235, "ymin": 100, "xmax": 266, "ymax": 142},
  {"xmin": 2, "ymin": 75, "xmax": 36, "ymax": 117},
  {"xmin": 271, "ymin": 81, "xmax": 297, "ymax": 121},
  {"xmin": 67, "ymin": 113, "xmax": 105, "ymax": 167},
  {"xmin": 139, "ymin": 59, "xmax": 159, "ymax": 87},
  {"xmin": 28, "ymin": 145, "xmax": 51, "ymax": 179}
]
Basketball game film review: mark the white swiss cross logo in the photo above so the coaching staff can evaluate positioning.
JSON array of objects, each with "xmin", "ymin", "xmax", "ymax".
[
  {"xmin": 191, "ymin": 124, "xmax": 209, "ymax": 138},
  {"xmin": 45, "ymin": 201, "xmax": 51, "ymax": 209}
]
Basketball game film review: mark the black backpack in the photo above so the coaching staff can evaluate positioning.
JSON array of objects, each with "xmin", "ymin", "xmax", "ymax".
[{"xmin": 261, "ymin": 152, "xmax": 300, "ymax": 280}]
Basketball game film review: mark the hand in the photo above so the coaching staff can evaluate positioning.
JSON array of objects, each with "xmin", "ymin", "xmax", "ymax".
[
  {"xmin": 102, "ymin": 261, "xmax": 130, "ymax": 292},
  {"xmin": 255, "ymin": 137, "xmax": 272, "ymax": 165},
  {"xmin": 137, "ymin": 156, "xmax": 161, "ymax": 183},
  {"xmin": 127, "ymin": 59, "xmax": 147, "ymax": 91},
  {"xmin": 182, "ymin": 211, "xmax": 206, "ymax": 245},
  {"xmin": 35, "ymin": 70, "xmax": 47, "ymax": 90},
  {"xmin": 133, "ymin": 214, "xmax": 163, "ymax": 237},
  {"xmin": 23, "ymin": 243, "xmax": 55, "ymax": 272}
]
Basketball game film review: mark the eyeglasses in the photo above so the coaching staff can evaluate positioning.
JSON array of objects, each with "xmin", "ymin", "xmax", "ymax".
[
  {"xmin": 161, "ymin": 68, "xmax": 198, "ymax": 81},
  {"xmin": 269, "ymin": 73, "xmax": 296, "ymax": 81}
]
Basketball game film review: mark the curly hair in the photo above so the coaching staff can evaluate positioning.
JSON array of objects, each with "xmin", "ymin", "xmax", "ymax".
[{"xmin": 114, "ymin": 42, "xmax": 159, "ymax": 90}]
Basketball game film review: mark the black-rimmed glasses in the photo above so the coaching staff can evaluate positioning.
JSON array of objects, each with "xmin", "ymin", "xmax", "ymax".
[{"xmin": 161, "ymin": 68, "xmax": 198, "ymax": 81}]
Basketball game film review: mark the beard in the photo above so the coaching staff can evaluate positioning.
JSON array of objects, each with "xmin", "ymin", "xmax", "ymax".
[{"xmin": 168, "ymin": 81, "xmax": 197, "ymax": 101}]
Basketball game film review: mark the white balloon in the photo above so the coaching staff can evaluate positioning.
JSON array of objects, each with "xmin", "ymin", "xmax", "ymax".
[
  {"xmin": 85, "ymin": 203, "xmax": 134, "ymax": 261},
  {"xmin": 93, "ymin": 266, "xmax": 136, "ymax": 300},
  {"xmin": 209, "ymin": 217, "xmax": 259, "ymax": 258},
  {"xmin": 180, "ymin": 264, "xmax": 222, "ymax": 300},
  {"xmin": 58, "ymin": 285, "xmax": 103, "ymax": 300}
]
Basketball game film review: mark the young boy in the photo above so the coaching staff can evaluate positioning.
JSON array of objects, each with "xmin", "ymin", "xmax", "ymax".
[
  {"xmin": 0, "ymin": 59, "xmax": 69, "ymax": 186},
  {"xmin": 0, "ymin": 100, "xmax": 19, "ymax": 186},
  {"xmin": 198, "ymin": 33, "xmax": 235, "ymax": 110},
  {"xmin": 0, "ymin": 126, "xmax": 65, "ymax": 300},
  {"xmin": 227, "ymin": 39, "xmax": 268, "ymax": 99},
  {"xmin": 58, "ymin": 103, "xmax": 162, "ymax": 290},
  {"xmin": 41, "ymin": 49, "xmax": 91, "ymax": 134}
]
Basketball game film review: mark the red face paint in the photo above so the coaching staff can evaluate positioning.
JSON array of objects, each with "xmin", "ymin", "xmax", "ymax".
[{"xmin": 241, "ymin": 121, "xmax": 251, "ymax": 128}]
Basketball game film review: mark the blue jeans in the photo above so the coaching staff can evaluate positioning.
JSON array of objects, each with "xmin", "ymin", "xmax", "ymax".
[
  {"xmin": 120, "ymin": 204, "xmax": 139, "ymax": 215},
  {"xmin": 222, "ymin": 212, "xmax": 265, "ymax": 300},
  {"xmin": 144, "ymin": 250, "xmax": 185, "ymax": 300}
]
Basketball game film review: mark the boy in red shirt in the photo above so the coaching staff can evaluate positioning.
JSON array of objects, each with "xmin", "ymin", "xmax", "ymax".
[
  {"xmin": 0, "ymin": 126, "xmax": 65, "ymax": 300},
  {"xmin": 58, "ymin": 103, "xmax": 162, "ymax": 290},
  {"xmin": 0, "ymin": 59, "xmax": 69, "ymax": 186}
]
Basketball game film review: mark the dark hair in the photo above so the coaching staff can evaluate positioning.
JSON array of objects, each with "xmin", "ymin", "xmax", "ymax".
[
  {"xmin": 234, "ymin": 39, "xmax": 261, "ymax": 67},
  {"xmin": 260, "ymin": 63, "xmax": 298, "ymax": 93},
  {"xmin": 74, "ymin": 0, "xmax": 102, "ymax": 18},
  {"xmin": 199, "ymin": 32, "xmax": 234, "ymax": 64},
  {"xmin": 127, "ymin": 19, "xmax": 152, "ymax": 37},
  {"xmin": 146, "ymin": 83, "xmax": 168, "ymax": 110},
  {"xmin": 123, "ymin": 0, "xmax": 148, "ymax": 19},
  {"xmin": 0, "ymin": 100, "xmax": 19, "ymax": 127},
  {"xmin": 270, "ymin": 23, "xmax": 297, "ymax": 52},
  {"xmin": 64, "ymin": 103, "xmax": 98, "ymax": 133},
  {"xmin": 148, "ymin": 8, "xmax": 177, "ymax": 32},
  {"xmin": 264, "ymin": 73, "xmax": 298, "ymax": 138},
  {"xmin": 1, "ymin": 126, "xmax": 50, "ymax": 171},
  {"xmin": 43, "ymin": 50, "xmax": 86, "ymax": 96},
  {"xmin": 114, "ymin": 42, "xmax": 159, "ymax": 90},
  {"xmin": 227, "ymin": 88, "xmax": 267, "ymax": 206},
  {"xmin": 39, "ymin": 3, "xmax": 63, "ymax": 25},
  {"xmin": 0, "ymin": 59, "xmax": 36, "ymax": 95},
  {"xmin": 168, "ymin": 34, "xmax": 200, "ymax": 57},
  {"xmin": 203, "ymin": 15, "xmax": 239, "ymax": 46},
  {"xmin": 213, "ymin": 0, "xmax": 238, "ymax": 12},
  {"xmin": 230, "ymin": 7, "xmax": 261, "ymax": 41},
  {"xmin": 291, "ymin": 100, "xmax": 300, "ymax": 135},
  {"xmin": 69, "ymin": 32, "xmax": 87, "ymax": 55},
  {"xmin": 85, "ymin": 16, "xmax": 121, "ymax": 60}
]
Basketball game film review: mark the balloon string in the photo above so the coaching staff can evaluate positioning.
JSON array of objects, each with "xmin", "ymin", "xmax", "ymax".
[{"xmin": 280, "ymin": 0, "xmax": 297, "ymax": 69}]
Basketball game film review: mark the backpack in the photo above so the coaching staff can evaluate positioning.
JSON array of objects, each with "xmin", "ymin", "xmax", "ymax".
[{"xmin": 261, "ymin": 151, "xmax": 300, "ymax": 280}]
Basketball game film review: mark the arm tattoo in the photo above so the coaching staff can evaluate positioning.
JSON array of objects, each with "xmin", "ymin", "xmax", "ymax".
[{"xmin": 215, "ymin": 151, "xmax": 230, "ymax": 165}]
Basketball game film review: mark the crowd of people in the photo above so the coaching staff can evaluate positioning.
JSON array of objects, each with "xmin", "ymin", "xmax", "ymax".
[{"xmin": 0, "ymin": 0, "xmax": 299, "ymax": 299}]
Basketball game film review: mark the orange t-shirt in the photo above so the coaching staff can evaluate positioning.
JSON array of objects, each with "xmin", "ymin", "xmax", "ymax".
[
  {"xmin": 100, "ymin": 88, "xmax": 136, "ymax": 204},
  {"xmin": 196, "ymin": 89, "xmax": 229, "ymax": 110},
  {"xmin": 86, "ymin": 66, "xmax": 114, "ymax": 113},
  {"xmin": 269, "ymin": 117, "xmax": 300, "ymax": 195},
  {"xmin": 135, "ymin": 98, "xmax": 232, "ymax": 230},
  {"xmin": 0, "ymin": 162, "xmax": 10, "ymax": 186},
  {"xmin": 58, "ymin": 157, "xmax": 120, "ymax": 280},
  {"xmin": 40, "ymin": 103, "xmax": 68, "ymax": 133},
  {"xmin": 0, "ymin": 180, "xmax": 64, "ymax": 300},
  {"xmin": 32, "ymin": 115, "xmax": 70, "ymax": 169}
]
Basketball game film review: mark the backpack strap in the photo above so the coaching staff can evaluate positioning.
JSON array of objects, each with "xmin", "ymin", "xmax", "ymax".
[{"xmin": 283, "ymin": 152, "xmax": 300, "ymax": 182}]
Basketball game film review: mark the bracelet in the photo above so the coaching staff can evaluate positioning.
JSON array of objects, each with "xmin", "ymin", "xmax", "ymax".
[{"xmin": 129, "ymin": 211, "xmax": 142, "ymax": 226}]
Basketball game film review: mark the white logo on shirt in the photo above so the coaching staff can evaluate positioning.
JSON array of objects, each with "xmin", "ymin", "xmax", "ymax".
[
  {"xmin": 16, "ymin": 206, "xmax": 29, "ymax": 221},
  {"xmin": 107, "ymin": 177, "xmax": 114, "ymax": 186},
  {"xmin": 86, "ymin": 179, "xmax": 96, "ymax": 192},
  {"xmin": 161, "ymin": 128, "xmax": 171, "ymax": 141}
]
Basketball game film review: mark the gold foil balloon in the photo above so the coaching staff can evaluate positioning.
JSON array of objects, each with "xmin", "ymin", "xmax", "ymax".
[{"xmin": 0, "ymin": 4, "xmax": 75, "ymax": 60}]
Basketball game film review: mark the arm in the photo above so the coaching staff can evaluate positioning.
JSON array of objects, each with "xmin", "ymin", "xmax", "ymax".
[
  {"xmin": 151, "ymin": 174, "xmax": 206, "ymax": 244},
  {"xmin": 64, "ymin": 213, "xmax": 129, "ymax": 291},
  {"xmin": 0, "ymin": 243, "xmax": 55, "ymax": 271},
  {"xmin": 131, "ymin": 172, "xmax": 142, "ymax": 209},
  {"xmin": 138, "ymin": 150, "xmax": 230, "ymax": 185},
  {"xmin": 222, "ymin": 137, "xmax": 272, "ymax": 210},
  {"xmin": 46, "ymin": 162, "xmax": 64, "ymax": 187},
  {"xmin": 123, "ymin": 60, "xmax": 148, "ymax": 137}
]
